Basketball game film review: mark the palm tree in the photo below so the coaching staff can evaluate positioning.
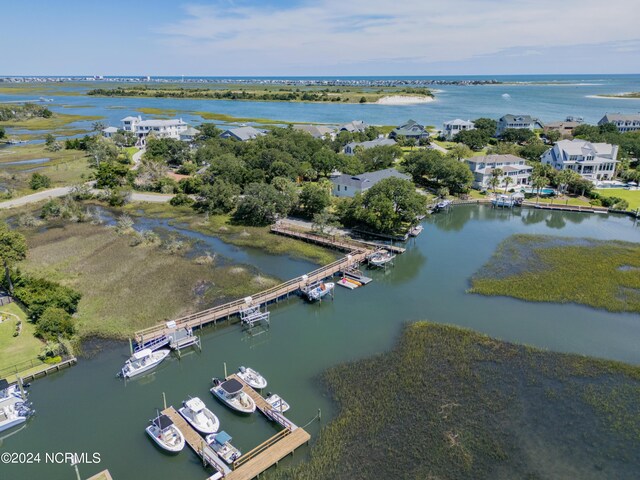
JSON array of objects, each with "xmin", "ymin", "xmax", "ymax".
[
  {"xmin": 490, "ymin": 168, "xmax": 503, "ymax": 193},
  {"xmin": 503, "ymin": 176, "xmax": 513, "ymax": 193},
  {"xmin": 532, "ymin": 175, "xmax": 548, "ymax": 200}
]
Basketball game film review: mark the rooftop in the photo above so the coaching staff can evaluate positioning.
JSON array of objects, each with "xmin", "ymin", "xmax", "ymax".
[{"xmin": 465, "ymin": 154, "xmax": 526, "ymax": 164}]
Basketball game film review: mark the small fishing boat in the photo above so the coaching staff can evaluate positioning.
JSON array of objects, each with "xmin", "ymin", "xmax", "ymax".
[
  {"xmin": 120, "ymin": 348, "xmax": 170, "ymax": 378},
  {"xmin": 265, "ymin": 393, "xmax": 290, "ymax": 413},
  {"xmin": 146, "ymin": 414, "xmax": 185, "ymax": 453},
  {"xmin": 367, "ymin": 249, "xmax": 395, "ymax": 267},
  {"xmin": 409, "ymin": 225, "xmax": 424, "ymax": 237},
  {"xmin": 179, "ymin": 397, "xmax": 220, "ymax": 435},
  {"xmin": 435, "ymin": 199, "xmax": 452, "ymax": 210},
  {"xmin": 302, "ymin": 281, "xmax": 335, "ymax": 302},
  {"xmin": 491, "ymin": 194, "xmax": 515, "ymax": 208},
  {"xmin": 0, "ymin": 402, "xmax": 34, "ymax": 433},
  {"xmin": 205, "ymin": 431, "xmax": 241, "ymax": 464},
  {"xmin": 237, "ymin": 366, "xmax": 268, "ymax": 389},
  {"xmin": 211, "ymin": 378, "xmax": 256, "ymax": 414}
]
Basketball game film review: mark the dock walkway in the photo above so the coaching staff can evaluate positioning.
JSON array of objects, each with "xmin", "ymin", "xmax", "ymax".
[{"xmin": 19, "ymin": 357, "xmax": 77, "ymax": 383}]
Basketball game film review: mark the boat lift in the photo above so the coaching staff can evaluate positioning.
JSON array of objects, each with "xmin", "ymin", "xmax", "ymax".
[{"xmin": 240, "ymin": 297, "xmax": 270, "ymax": 336}]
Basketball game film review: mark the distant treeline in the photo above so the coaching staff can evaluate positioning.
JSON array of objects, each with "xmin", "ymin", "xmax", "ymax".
[
  {"xmin": 0, "ymin": 103, "xmax": 53, "ymax": 121},
  {"xmin": 86, "ymin": 86, "xmax": 433, "ymax": 103}
]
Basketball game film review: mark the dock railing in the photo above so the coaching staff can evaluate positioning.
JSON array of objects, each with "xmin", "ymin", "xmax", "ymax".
[{"xmin": 232, "ymin": 429, "xmax": 290, "ymax": 470}]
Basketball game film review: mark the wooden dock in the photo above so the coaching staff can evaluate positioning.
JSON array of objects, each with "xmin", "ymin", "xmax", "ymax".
[
  {"xmin": 19, "ymin": 356, "xmax": 77, "ymax": 383},
  {"xmin": 161, "ymin": 375, "xmax": 310, "ymax": 480},
  {"xmin": 524, "ymin": 201, "xmax": 609, "ymax": 214},
  {"xmin": 134, "ymin": 249, "xmax": 370, "ymax": 348}
]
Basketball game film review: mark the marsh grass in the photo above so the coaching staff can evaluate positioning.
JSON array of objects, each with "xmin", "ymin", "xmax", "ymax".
[
  {"xmin": 124, "ymin": 202, "xmax": 337, "ymax": 265},
  {"xmin": 19, "ymin": 222, "xmax": 279, "ymax": 338},
  {"xmin": 469, "ymin": 234, "xmax": 640, "ymax": 313},
  {"xmin": 267, "ymin": 322, "xmax": 640, "ymax": 479}
]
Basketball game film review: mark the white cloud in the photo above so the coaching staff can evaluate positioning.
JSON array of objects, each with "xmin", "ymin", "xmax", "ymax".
[{"xmin": 155, "ymin": 0, "xmax": 640, "ymax": 74}]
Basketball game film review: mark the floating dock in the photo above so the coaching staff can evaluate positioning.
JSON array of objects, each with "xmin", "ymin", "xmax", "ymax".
[{"xmin": 161, "ymin": 375, "xmax": 310, "ymax": 480}]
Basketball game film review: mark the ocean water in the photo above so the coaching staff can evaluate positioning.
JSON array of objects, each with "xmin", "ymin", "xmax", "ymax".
[{"xmin": 1, "ymin": 74, "xmax": 640, "ymax": 131}]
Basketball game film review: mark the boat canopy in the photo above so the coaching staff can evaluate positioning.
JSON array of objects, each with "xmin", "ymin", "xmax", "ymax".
[
  {"xmin": 133, "ymin": 348, "xmax": 153, "ymax": 360},
  {"xmin": 0, "ymin": 379, "xmax": 9, "ymax": 390},
  {"xmin": 220, "ymin": 378, "xmax": 244, "ymax": 395},
  {"xmin": 153, "ymin": 414, "xmax": 173, "ymax": 430},
  {"xmin": 214, "ymin": 431, "xmax": 232, "ymax": 445},
  {"xmin": 185, "ymin": 397, "xmax": 206, "ymax": 413}
]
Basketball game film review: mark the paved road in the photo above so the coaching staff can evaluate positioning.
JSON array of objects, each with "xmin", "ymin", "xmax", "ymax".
[{"xmin": 0, "ymin": 187, "xmax": 173, "ymax": 210}]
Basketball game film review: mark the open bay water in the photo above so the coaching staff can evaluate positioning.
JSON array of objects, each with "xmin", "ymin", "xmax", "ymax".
[
  {"xmin": 1, "ymin": 74, "xmax": 640, "ymax": 130},
  {"xmin": 2, "ymin": 205, "xmax": 640, "ymax": 480}
]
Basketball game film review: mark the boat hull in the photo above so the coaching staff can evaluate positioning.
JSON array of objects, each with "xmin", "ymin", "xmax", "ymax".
[
  {"xmin": 210, "ymin": 388, "xmax": 256, "ymax": 414},
  {"xmin": 0, "ymin": 416, "xmax": 27, "ymax": 433},
  {"xmin": 122, "ymin": 349, "xmax": 170, "ymax": 378},
  {"xmin": 178, "ymin": 406, "xmax": 219, "ymax": 435},
  {"xmin": 145, "ymin": 425, "xmax": 185, "ymax": 453},
  {"xmin": 237, "ymin": 368, "xmax": 268, "ymax": 389}
]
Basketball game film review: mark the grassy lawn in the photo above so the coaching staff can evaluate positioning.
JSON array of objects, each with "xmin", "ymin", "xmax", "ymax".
[
  {"xmin": 19, "ymin": 221, "xmax": 281, "ymax": 338},
  {"xmin": 267, "ymin": 322, "xmax": 640, "ymax": 479},
  {"xmin": 124, "ymin": 202, "xmax": 338, "ymax": 265},
  {"xmin": 469, "ymin": 234, "xmax": 640, "ymax": 313},
  {"xmin": 0, "ymin": 143, "xmax": 92, "ymax": 196},
  {"xmin": 0, "ymin": 302, "xmax": 44, "ymax": 379},
  {"xmin": 596, "ymin": 188, "xmax": 640, "ymax": 211}
]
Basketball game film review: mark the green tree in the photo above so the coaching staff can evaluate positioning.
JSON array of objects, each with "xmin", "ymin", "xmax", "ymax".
[
  {"xmin": 519, "ymin": 139, "xmax": 548, "ymax": 162},
  {"xmin": 503, "ymin": 176, "xmax": 514, "ymax": 193},
  {"xmin": 87, "ymin": 137, "xmax": 118, "ymax": 167},
  {"xmin": 500, "ymin": 128, "xmax": 536, "ymax": 143},
  {"xmin": 490, "ymin": 168, "xmax": 504, "ymax": 193},
  {"xmin": 473, "ymin": 118, "xmax": 498, "ymax": 136},
  {"xmin": 0, "ymin": 126, "xmax": 5, "ymax": 139},
  {"xmin": 446, "ymin": 143, "xmax": 473, "ymax": 161},
  {"xmin": 310, "ymin": 148, "xmax": 338, "ymax": 176},
  {"xmin": 356, "ymin": 145, "xmax": 402, "ymax": 171},
  {"xmin": 35, "ymin": 306, "xmax": 75, "ymax": 340},
  {"xmin": 92, "ymin": 121, "xmax": 106, "ymax": 133},
  {"xmin": 196, "ymin": 179, "xmax": 240, "ymax": 214},
  {"xmin": 0, "ymin": 222, "xmax": 27, "ymax": 293},
  {"xmin": 29, "ymin": 172, "xmax": 52, "ymax": 190},
  {"xmin": 299, "ymin": 183, "xmax": 331, "ymax": 218},
  {"xmin": 234, "ymin": 182, "xmax": 295, "ymax": 225},
  {"xmin": 311, "ymin": 210, "xmax": 340, "ymax": 235},
  {"xmin": 12, "ymin": 275, "xmax": 81, "ymax": 321},
  {"xmin": 544, "ymin": 129, "xmax": 561, "ymax": 143},
  {"xmin": 453, "ymin": 128, "xmax": 490, "ymax": 150}
]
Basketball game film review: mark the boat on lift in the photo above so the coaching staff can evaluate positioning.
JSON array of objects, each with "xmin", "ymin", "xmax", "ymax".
[
  {"xmin": 206, "ymin": 431, "xmax": 241, "ymax": 464},
  {"xmin": 237, "ymin": 366, "xmax": 268, "ymax": 389},
  {"xmin": 120, "ymin": 348, "xmax": 170, "ymax": 379},
  {"xmin": 301, "ymin": 281, "xmax": 335, "ymax": 302},
  {"xmin": 211, "ymin": 378, "xmax": 256, "ymax": 414},
  {"xmin": 179, "ymin": 397, "xmax": 220, "ymax": 435},
  {"xmin": 367, "ymin": 249, "xmax": 396, "ymax": 267},
  {"xmin": 145, "ymin": 413, "xmax": 185, "ymax": 453},
  {"xmin": 265, "ymin": 393, "xmax": 290, "ymax": 413}
]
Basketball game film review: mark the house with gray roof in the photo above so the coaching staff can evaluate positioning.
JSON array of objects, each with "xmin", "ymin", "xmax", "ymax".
[
  {"xmin": 442, "ymin": 119, "xmax": 475, "ymax": 140},
  {"xmin": 598, "ymin": 113, "xmax": 640, "ymax": 133},
  {"xmin": 179, "ymin": 126, "xmax": 201, "ymax": 143},
  {"xmin": 389, "ymin": 119, "xmax": 429, "ymax": 141},
  {"xmin": 330, "ymin": 168, "xmax": 410, "ymax": 197},
  {"xmin": 465, "ymin": 154, "xmax": 532, "ymax": 189},
  {"xmin": 343, "ymin": 138, "xmax": 397, "ymax": 155},
  {"xmin": 293, "ymin": 124, "xmax": 336, "ymax": 140},
  {"xmin": 101, "ymin": 126, "xmax": 118, "ymax": 138},
  {"xmin": 338, "ymin": 120, "xmax": 368, "ymax": 133},
  {"xmin": 219, "ymin": 126, "xmax": 266, "ymax": 142},
  {"xmin": 496, "ymin": 114, "xmax": 543, "ymax": 136},
  {"xmin": 541, "ymin": 139, "xmax": 618, "ymax": 181}
]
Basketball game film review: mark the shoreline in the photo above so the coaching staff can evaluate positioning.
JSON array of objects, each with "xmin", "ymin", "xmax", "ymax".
[
  {"xmin": 587, "ymin": 93, "xmax": 640, "ymax": 100},
  {"xmin": 374, "ymin": 95, "xmax": 434, "ymax": 105}
]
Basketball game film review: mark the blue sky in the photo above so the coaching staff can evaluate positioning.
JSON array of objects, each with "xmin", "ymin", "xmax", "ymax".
[{"xmin": 2, "ymin": 0, "xmax": 640, "ymax": 76}]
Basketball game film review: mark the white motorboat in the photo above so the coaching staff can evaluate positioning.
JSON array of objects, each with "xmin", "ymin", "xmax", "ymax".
[
  {"xmin": 302, "ymin": 282, "xmax": 335, "ymax": 302},
  {"xmin": 0, "ymin": 402, "xmax": 33, "ymax": 433},
  {"xmin": 146, "ymin": 414, "xmax": 185, "ymax": 453},
  {"xmin": 211, "ymin": 378, "xmax": 256, "ymax": 414},
  {"xmin": 121, "ymin": 348, "xmax": 170, "ymax": 378},
  {"xmin": 205, "ymin": 431, "xmax": 241, "ymax": 464},
  {"xmin": 179, "ymin": 397, "xmax": 220, "ymax": 435},
  {"xmin": 367, "ymin": 249, "xmax": 396, "ymax": 267},
  {"xmin": 265, "ymin": 393, "xmax": 290, "ymax": 413},
  {"xmin": 0, "ymin": 379, "xmax": 26, "ymax": 402},
  {"xmin": 237, "ymin": 366, "xmax": 268, "ymax": 389}
]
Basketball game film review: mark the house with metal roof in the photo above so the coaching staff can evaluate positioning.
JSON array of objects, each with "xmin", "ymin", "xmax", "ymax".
[
  {"xmin": 101, "ymin": 126, "xmax": 118, "ymax": 138},
  {"xmin": 219, "ymin": 126, "xmax": 266, "ymax": 142},
  {"xmin": 442, "ymin": 119, "xmax": 475, "ymax": 140},
  {"xmin": 598, "ymin": 113, "xmax": 640, "ymax": 133},
  {"xmin": 293, "ymin": 124, "xmax": 336, "ymax": 140},
  {"xmin": 343, "ymin": 138, "xmax": 397, "ymax": 155},
  {"xmin": 541, "ymin": 139, "xmax": 618, "ymax": 181},
  {"xmin": 389, "ymin": 119, "xmax": 429, "ymax": 140},
  {"xmin": 330, "ymin": 168, "xmax": 410, "ymax": 197},
  {"xmin": 179, "ymin": 126, "xmax": 201, "ymax": 143},
  {"xmin": 496, "ymin": 114, "xmax": 543, "ymax": 136},
  {"xmin": 464, "ymin": 154, "xmax": 532, "ymax": 189},
  {"xmin": 338, "ymin": 120, "xmax": 368, "ymax": 133}
]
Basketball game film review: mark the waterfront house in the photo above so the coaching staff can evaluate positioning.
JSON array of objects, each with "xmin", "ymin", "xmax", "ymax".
[
  {"xmin": 101, "ymin": 126, "xmax": 118, "ymax": 138},
  {"xmin": 330, "ymin": 168, "xmax": 410, "ymax": 197},
  {"xmin": 389, "ymin": 119, "xmax": 429, "ymax": 141},
  {"xmin": 543, "ymin": 120, "xmax": 582, "ymax": 138},
  {"xmin": 114, "ymin": 116, "xmax": 189, "ymax": 145},
  {"xmin": 343, "ymin": 138, "xmax": 397, "ymax": 155},
  {"xmin": 442, "ymin": 119, "xmax": 475, "ymax": 140},
  {"xmin": 465, "ymin": 154, "xmax": 532, "ymax": 190},
  {"xmin": 121, "ymin": 115, "xmax": 141, "ymax": 133},
  {"xmin": 541, "ymin": 139, "xmax": 618, "ymax": 181},
  {"xmin": 338, "ymin": 120, "xmax": 368, "ymax": 133},
  {"xmin": 597, "ymin": 113, "xmax": 640, "ymax": 133},
  {"xmin": 219, "ymin": 126, "xmax": 266, "ymax": 142},
  {"xmin": 496, "ymin": 114, "xmax": 543, "ymax": 136},
  {"xmin": 293, "ymin": 124, "xmax": 336, "ymax": 140},
  {"xmin": 179, "ymin": 126, "xmax": 200, "ymax": 143}
]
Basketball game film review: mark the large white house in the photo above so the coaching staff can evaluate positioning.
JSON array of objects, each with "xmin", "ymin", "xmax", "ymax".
[
  {"xmin": 541, "ymin": 139, "xmax": 618, "ymax": 181},
  {"xmin": 330, "ymin": 168, "xmax": 410, "ymax": 197},
  {"xmin": 465, "ymin": 154, "xmax": 532, "ymax": 190},
  {"xmin": 598, "ymin": 113, "xmax": 640, "ymax": 133},
  {"xmin": 442, "ymin": 119, "xmax": 475, "ymax": 140},
  {"xmin": 496, "ymin": 114, "xmax": 543, "ymax": 136},
  {"xmin": 105, "ymin": 116, "xmax": 190, "ymax": 145}
]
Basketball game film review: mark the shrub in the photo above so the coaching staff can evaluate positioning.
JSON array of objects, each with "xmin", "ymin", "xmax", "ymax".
[
  {"xmin": 35, "ymin": 307, "xmax": 75, "ymax": 340},
  {"xmin": 29, "ymin": 172, "xmax": 51, "ymax": 190},
  {"xmin": 170, "ymin": 193, "xmax": 194, "ymax": 206},
  {"xmin": 12, "ymin": 275, "xmax": 81, "ymax": 321}
]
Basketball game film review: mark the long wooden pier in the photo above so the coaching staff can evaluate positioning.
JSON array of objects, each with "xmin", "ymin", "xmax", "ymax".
[{"xmin": 134, "ymin": 248, "xmax": 370, "ymax": 347}]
